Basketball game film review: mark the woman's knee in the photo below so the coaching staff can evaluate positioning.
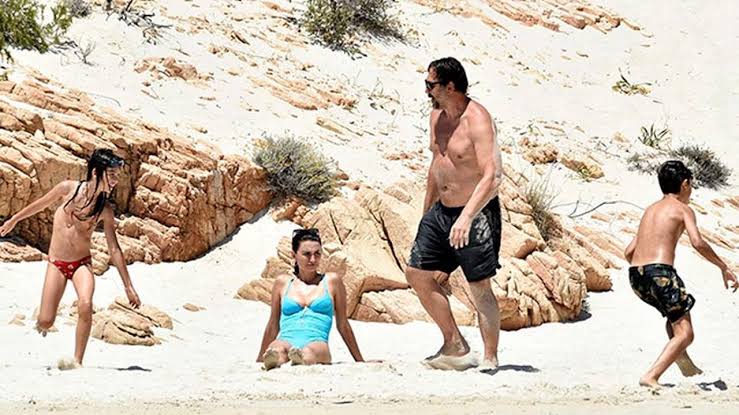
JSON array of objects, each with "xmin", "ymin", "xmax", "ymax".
[{"xmin": 77, "ymin": 299, "xmax": 94, "ymax": 320}]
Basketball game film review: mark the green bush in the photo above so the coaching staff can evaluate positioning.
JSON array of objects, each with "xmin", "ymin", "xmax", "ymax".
[
  {"xmin": 670, "ymin": 145, "xmax": 731, "ymax": 190},
  {"xmin": 0, "ymin": 0, "xmax": 72, "ymax": 60},
  {"xmin": 627, "ymin": 144, "xmax": 731, "ymax": 190},
  {"xmin": 254, "ymin": 135, "xmax": 338, "ymax": 203},
  {"xmin": 638, "ymin": 123, "xmax": 670, "ymax": 149},
  {"xmin": 303, "ymin": 0, "xmax": 402, "ymax": 51},
  {"xmin": 62, "ymin": 0, "xmax": 91, "ymax": 18},
  {"xmin": 524, "ymin": 173, "xmax": 559, "ymax": 241}
]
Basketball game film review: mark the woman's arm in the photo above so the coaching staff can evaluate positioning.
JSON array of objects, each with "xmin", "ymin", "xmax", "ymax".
[
  {"xmin": 0, "ymin": 181, "xmax": 72, "ymax": 236},
  {"xmin": 102, "ymin": 206, "xmax": 141, "ymax": 307},
  {"xmin": 330, "ymin": 274, "xmax": 364, "ymax": 362},
  {"xmin": 257, "ymin": 276, "xmax": 287, "ymax": 362}
]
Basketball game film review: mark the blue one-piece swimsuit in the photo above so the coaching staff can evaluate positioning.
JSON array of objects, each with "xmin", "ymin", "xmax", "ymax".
[{"xmin": 277, "ymin": 276, "xmax": 334, "ymax": 349}]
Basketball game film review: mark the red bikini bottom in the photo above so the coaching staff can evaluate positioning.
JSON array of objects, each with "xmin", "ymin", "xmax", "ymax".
[{"xmin": 50, "ymin": 256, "xmax": 92, "ymax": 279}]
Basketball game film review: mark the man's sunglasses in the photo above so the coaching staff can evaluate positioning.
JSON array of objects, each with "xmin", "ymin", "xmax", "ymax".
[{"xmin": 425, "ymin": 80, "xmax": 443, "ymax": 90}]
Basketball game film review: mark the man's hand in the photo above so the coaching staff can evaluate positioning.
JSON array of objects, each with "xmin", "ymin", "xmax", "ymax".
[
  {"xmin": 722, "ymin": 268, "xmax": 738, "ymax": 292},
  {"xmin": 0, "ymin": 218, "xmax": 16, "ymax": 237},
  {"xmin": 449, "ymin": 214, "xmax": 472, "ymax": 249},
  {"xmin": 125, "ymin": 286, "xmax": 141, "ymax": 308}
]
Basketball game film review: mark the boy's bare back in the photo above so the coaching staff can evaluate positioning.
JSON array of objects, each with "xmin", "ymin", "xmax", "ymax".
[{"xmin": 630, "ymin": 197, "xmax": 691, "ymax": 266}]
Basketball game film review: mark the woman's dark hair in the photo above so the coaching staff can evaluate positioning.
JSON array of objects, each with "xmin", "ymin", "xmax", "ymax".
[
  {"xmin": 64, "ymin": 148, "xmax": 125, "ymax": 221},
  {"xmin": 428, "ymin": 57, "xmax": 468, "ymax": 94},
  {"xmin": 658, "ymin": 160, "xmax": 693, "ymax": 194},
  {"xmin": 292, "ymin": 228, "xmax": 321, "ymax": 275}
]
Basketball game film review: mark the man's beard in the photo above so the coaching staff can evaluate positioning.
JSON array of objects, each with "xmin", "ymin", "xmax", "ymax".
[{"xmin": 429, "ymin": 95, "xmax": 439, "ymax": 109}]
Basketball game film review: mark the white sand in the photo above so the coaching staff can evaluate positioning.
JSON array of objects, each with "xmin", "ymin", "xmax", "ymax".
[{"xmin": 2, "ymin": 0, "xmax": 738, "ymax": 413}]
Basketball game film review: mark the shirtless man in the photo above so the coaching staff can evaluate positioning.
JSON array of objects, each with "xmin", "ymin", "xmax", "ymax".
[
  {"xmin": 624, "ymin": 160, "xmax": 737, "ymax": 388},
  {"xmin": 406, "ymin": 57, "xmax": 503, "ymax": 371},
  {"xmin": 0, "ymin": 148, "xmax": 141, "ymax": 369}
]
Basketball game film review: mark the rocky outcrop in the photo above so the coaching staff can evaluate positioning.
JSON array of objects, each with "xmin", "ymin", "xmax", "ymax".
[
  {"xmin": 239, "ymin": 177, "xmax": 619, "ymax": 330},
  {"xmin": 0, "ymin": 238, "xmax": 44, "ymax": 262},
  {"xmin": 560, "ymin": 152, "xmax": 604, "ymax": 179},
  {"xmin": 91, "ymin": 297, "xmax": 172, "ymax": 346},
  {"xmin": 134, "ymin": 57, "xmax": 212, "ymax": 82},
  {"xmin": 0, "ymin": 75, "xmax": 272, "ymax": 272},
  {"xmin": 411, "ymin": 0, "xmax": 639, "ymax": 33}
]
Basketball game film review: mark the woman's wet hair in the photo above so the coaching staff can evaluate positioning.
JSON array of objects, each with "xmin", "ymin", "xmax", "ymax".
[
  {"xmin": 292, "ymin": 228, "xmax": 321, "ymax": 275},
  {"xmin": 64, "ymin": 148, "xmax": 125, "ymax": 220}
]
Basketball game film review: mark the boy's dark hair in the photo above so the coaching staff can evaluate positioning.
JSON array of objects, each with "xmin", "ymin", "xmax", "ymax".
[
  {"xmin": 291, "ymin": 228, "xmax": 322, "ymax": 275},
  {"xmin": 428, "ymin": 57, "xmax": 468, "ymax": 94},
  {"xmin": 658, "ymin": 160, "xmax": 693, "ymax": 194}
]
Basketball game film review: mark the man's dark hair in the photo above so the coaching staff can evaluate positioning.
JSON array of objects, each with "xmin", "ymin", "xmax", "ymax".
[
  {"xmin": 658, "ymin": 160, "xmax": 693, "ymax": 194},
  {"xmin": 428, "ymin": 57, "xmax": 468, "ymax": 94}
]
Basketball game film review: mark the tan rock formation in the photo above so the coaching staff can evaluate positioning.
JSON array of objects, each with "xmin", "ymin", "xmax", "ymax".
[
  {"xmin": 91, "ymin": 297, "xmax": 172, "ymax": 346},
  {"xmin": 560, "ymin": 152, "xmax": 604, "ymax": 179}
]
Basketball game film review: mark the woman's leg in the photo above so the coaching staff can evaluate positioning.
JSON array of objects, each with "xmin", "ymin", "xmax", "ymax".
[
  {"xmin": 36, "ymin": 263, "xmax": 67, "ymax": 335},
  {"xmin": 290, "ymin": 341, "xmax": 331, "ymax": 365},
  {"xmin": 70, "ymin": 265, "xmax": 95, "ymax": 367},
  {"xmin": 263, "ymin": 339, "xmax": 292, "ymax": 369}
]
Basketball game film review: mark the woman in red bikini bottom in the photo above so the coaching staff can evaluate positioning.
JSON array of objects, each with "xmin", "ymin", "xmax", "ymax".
[{"xmin": 0, "ymin": 148, "xmax": 141, "ymax": 370}]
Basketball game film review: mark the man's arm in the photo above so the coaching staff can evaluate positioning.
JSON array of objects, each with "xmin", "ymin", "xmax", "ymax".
[
  {"xmin": 423, "ymin": 111, "xmax": 441, "ymax": 214},
  {"xmin": 450, "ymin": 110, "xmax": 501, "ymax": 249},
  {"xmin": 624, "ymin": 236, "xmax": 637, "ymax": 264},
  {"xmin": 683, "ymin": 206, "xmax": 737, "ymax": 290}
]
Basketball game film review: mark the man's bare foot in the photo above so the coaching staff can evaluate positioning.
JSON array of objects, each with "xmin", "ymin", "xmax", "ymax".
[
  {"xmin": 425, "ymin": 351, "xmax": 480, "ymax": 371},
  {"xmin": 262, "ymin": 348, "xmax": 281, "ymax": 371},
  {"xmin": 638, "ymin": 376, "xmax": 661, "ymax": 389},
  {"xmin": 58, "ymin": 358, "xmax": 82, "ymax": 371},
  {"xmin": 676, "ymin": 354, "xmax": 703, "ymax": 377},
  {"xmin": 288, "ymin": 347, "xmax": 305, "ymax": 365},
  {"xmin": 480, "ymin": 356, "xmax": 499, "ymax": 369}
]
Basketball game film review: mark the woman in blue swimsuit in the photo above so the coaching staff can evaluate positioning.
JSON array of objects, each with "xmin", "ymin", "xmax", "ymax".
[{"xmin": 257, "ymin": 228, "xmax": 366, "ymax": 370}]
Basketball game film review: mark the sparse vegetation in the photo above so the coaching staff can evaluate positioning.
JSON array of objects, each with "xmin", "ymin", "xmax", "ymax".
[
  {"xmin": 73, "ymin": 38, "xmax": 95, "ymax": 64},
  {"xmin": 254, "ymin": 135, "xmax": 338, "ymax": 203},
  {"xmin": 302, "ymin": 0, "xmax": 403, "ymax": 52},
  {"xmin": 638, "ymin": 123, "xmax": 670, "ymax": 149},
  {"xmin": 627, "ymin": 144, "xmax": 732, "ymax": 189},
  {"xmin": 0, "ymin": 0, "xmax": 73, "ymax": 60},
  {"xmin": 524, "ymin": 172, "xmax": 560, "ymax": 241},
  {"xmin": 671, "ymin": 144, "xmax": 732, "ymax": 189},
  {"xmin": 612, "ymin": 72, "xmax": 651, "ymax": 96},
  {"xmin": 62, "ymin": 0, "xmax": 91, "ymax": 18}
]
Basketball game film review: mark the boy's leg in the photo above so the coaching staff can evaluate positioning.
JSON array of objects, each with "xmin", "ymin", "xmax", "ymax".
[
  {"xmin": 667, "ymin": 319, "xmax": 703, "ymax": 376},
  {"xmin": 69, "ymin": 265, "xmax": 95, "ymax": 367},
  {"xmin": 640, "ymin": 313, "xmax": 695, "ymax": 387},
  {"xmin": 37, "ymin": 263, "xmax": 68, "ymax": 335}
]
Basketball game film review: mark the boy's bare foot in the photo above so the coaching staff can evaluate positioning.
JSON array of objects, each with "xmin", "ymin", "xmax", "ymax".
[
  {"xmin": 58, "ymin": 358, "xmax": 82, "ymax": 371},
  {"xmin": 288, "ymin": 347, "xmax": 305, "ymax": 365},
  {"xmin": 638, "ymin": 376, "xmax": 661, "ymax": 389},
  {"xmin": 262, "ymin": 348, "xmax": 281, "ymax": 371},
  {"xmin": 675, "ymin": 353, "xmax": 703, "ymax": 377}
]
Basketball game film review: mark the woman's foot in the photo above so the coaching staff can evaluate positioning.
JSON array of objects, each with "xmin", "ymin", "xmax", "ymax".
[
  {"xmin": 262, "ymin": 348, "xmax": 281, "ymax": 371},
  {"xmin": 288, "ymin": 347, "xmax": 305, "ymax": 365}
]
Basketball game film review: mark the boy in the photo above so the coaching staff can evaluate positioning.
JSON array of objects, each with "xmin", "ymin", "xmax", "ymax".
[{"xmin": 624, "ymin": 160, "xmax": 737, "ymax": 388}]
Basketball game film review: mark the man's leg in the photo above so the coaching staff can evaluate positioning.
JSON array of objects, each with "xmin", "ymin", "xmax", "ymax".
[
  {"xmin": 468, "ymin": 278, "xmax": 500, "ymax": 367},
  {"xmin": 639, "ymin": 313, "xmax": 695, "ymax": 387},
  {"xmin": 406, "ymin": 266, "xmax": 468, "ymax": 357},
  {"xmin": 667, "ymin": 318, "xmax": 702, "ymax": 376}
]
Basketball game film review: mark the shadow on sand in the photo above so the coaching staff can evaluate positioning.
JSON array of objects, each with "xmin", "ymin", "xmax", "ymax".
[{"xmin": 480, "ymin": 364, "xmax": 540, "ymax": 376}]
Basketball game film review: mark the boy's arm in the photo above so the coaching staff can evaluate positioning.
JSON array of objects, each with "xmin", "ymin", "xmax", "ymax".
[
  {"xmin": 624, "ymin": 236, "xmax": 637, "ymax": 264},
  {"xmin": 102, "ymin": 206, "xmax": 141, "ymax": 307},
  {"xmin": 683, "ymin": 206, "xmax": 737, "ymax": 291},
  {"xmin": 0, "ymin": 181, "xmax": 71, "ymax": 236}
]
